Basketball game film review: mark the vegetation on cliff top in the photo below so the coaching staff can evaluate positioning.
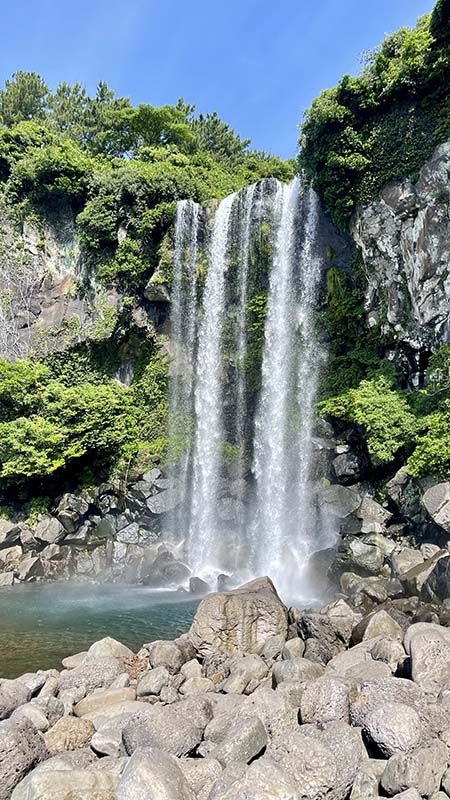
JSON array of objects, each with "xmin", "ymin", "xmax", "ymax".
[{"xmin": 299, "ymin": 0, "xmax": 450, "ymax": 228}]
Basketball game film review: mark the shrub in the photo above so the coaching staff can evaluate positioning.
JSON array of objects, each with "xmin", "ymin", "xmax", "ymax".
[{"xmin": 321, "ymin": 377, "xmax": 418, "ymax": 466}]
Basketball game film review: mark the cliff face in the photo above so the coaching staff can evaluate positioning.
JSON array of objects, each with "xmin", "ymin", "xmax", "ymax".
[{"xmin": 353, "ymin": 142, "xmax": 450, "ymax": 365}]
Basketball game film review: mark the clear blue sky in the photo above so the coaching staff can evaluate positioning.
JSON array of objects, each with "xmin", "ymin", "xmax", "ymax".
[{"xmin": 0, "ymin": 0, "xmax": 434, "ymax": 158}]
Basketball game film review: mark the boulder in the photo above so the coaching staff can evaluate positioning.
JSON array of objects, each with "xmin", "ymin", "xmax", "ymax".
[
  {"xmin": 59, "ymin": 657, "xmax": 124, "ymax": 693},
  {"xmin": 272, "ymin": 657, "xmax": 323, "ymax": 687},
  {"xmin": 268, "ymin": 729, "xmax": 337, "ymax": 798},
  {"xmin": 146, "ymin": 489, "xmax": 181, "ymax": 515},
  {"xmin": 44, "ymin": 716, "xmax": 94, "ymax": 755},
  {"xmin": 281, "ymin": 637, "xmax": 305, "ymax": 660},
  {"xmin": 17, "ymin": 556, "xmax": 44, "ymax": 582},
  {"xmin": 11, "ymin": 766, "xmax": 119, "ymax": 800},
  {"xmin": 11, "ymin": 703, "xmax": 49, "ymax": 732},
  {"xmin": 321, "ymin": 485, "xmax": 362, "ymax": 518},
  {"xmin": 0, "ymin": 679, "xmax": 30, "ymax": 720},
  {"xmin": 73, "ymin": 687, "xmax": 136, "ymax": 718},
  {"xmin": 143, "ymin": 551, "xmax": 191, "ymax": 588},
  {"xmin": 90, "ymin": 713, "xmax": 132, "ymax": 757},
  {"xmin": 299, "ymin": 676, "xmax": 349, "ymax": 724},
  {"xmin": 221, "ymin": 654, "xmax": 269, "ymax": 694},
  {"xmin": 0, "ymin": 717, "xmax": 49, "ymax": 800},
  {"xmin": 85, "ymin": 637, "xmax": 134, "ymax": 660},
  {"xmin": 137, "ymin": 666, "xmax": 170, "ymax": 697},
  {"xmin": 189, "ymin": 576, "xmax": 210, "ymax": 594},
  {"xmin": 401, "ymin": 552, "xmax": 448, "ymax": 596},
  {"xmin": 332, "ymin": 451, "xmax": 362, "ymax": 484},
  {"xmin": 390, "ymin": 547, "xmax": 425, "ymax": 577},
  {"xmin": 146, "ymin": 640, "xmax": 186, "ymax": 673},
  {"xmin": 188, "ymin": 577, "xmax": 288, "ymax": 656},
  {"xmin": 355, "ymin": 494, "xmax": 392, "ymax": 533},
  {"xmin": 209, "ymin": 715, "xmax": 267, "ymax": 766},
  {"xmin": 207, "ymin": 759, "xmax": 299, "ymax": 800},
  {"xmin": 409, "ymin": 625, "xmax": 450, "ymax": 696},
  {"xmin": 422, "ymin": 482, "xmax": 450, "ymax": 533},
  {"xmin": 336, "ymin": 533, "xmax": 395, "ymax": 576},
  {"xmin": 33, "ymin": 515, "xmax": 65, "ymax": 544},
  {"xmin": 122, "ymin": 695, "xmax": 213, "ymax": 757},
  {"xmin": 180, "ymin": 677, "xmax": 216, "ymax": 696},
  {"xmin": 364, "ymin": 702, "xmax": 422, "ymax": 757},
  {"xmin": 421, "ymin": 555, "xmax": 450, "ymax": 603},
  {"xmin": 351, "ymin": 609, "xmax": 403, "ymax": 644},
  {"xmin": 116, "ymin": 747, "xmax": 195, "ymax": 800},
  {"xmin": 0, "ymin": 519, "xmax": 21, "ymax": 546},
  {"xmin": 381, "ymin": 741, "xmax": 448, "ymax": 797}
]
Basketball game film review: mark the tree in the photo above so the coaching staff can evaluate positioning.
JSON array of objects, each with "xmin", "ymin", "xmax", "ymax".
[
  {"xmin": 430, "ymin": 0, "xmax": 450, "ymax": 47},
  {"xmin": 0, "ymin": 72, "xmax": 49, "ymax": 126},
  {"xmin": 191, "ymin": 111, "xmax": 250, "ymax": 165}
]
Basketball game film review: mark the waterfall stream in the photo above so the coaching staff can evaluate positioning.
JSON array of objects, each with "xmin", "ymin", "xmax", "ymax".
[{"xmin": 168, "ymin": 178, "xmax": 332, "ymax": 598}]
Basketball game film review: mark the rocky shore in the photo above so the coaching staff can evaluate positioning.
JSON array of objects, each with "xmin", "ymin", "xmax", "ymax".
[{"xmin": 4, "ymin": 575, "xmax": 450, "ymax": 799}]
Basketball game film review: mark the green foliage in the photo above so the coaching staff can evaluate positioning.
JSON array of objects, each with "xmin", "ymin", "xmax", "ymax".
[
  {"xmin": 0, "ymin": 72, "xmax": 49, "ymax": 127},
  {"xmin": 430, "ymin": 0, "xmax": 450, "ymax": 46},
  {"xmin": 407, "ymin": 403, "xmax": 450, "ymax": 477},
  {"xmin": 9, "ymin": 138, "xmax": 94, "ymax": 206},
  {"xmin": 0, "ymin": 366, "xmax": 139, "ymax": 481},
  {"xmin": 299, "ymin": 7, "xmax": 450, "ymax": 227},
  {"xmin": 321, "ymin": 376, "xmax": 418, "ymax": 466}
]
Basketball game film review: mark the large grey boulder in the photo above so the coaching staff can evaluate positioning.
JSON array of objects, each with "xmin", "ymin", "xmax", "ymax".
[
  {"xmin": 178, "ymin": 758, "xmax": 222, "ymax": 800},
  {"xmin": 381, "ymin": 741, "xmax": 448, "ymax": 797},
  {"xmin": 90, "ymin": 713, "xmax": 132, "ymax": 757},
  {"xmin": 299, "ymin": 676, "xmax": 349, "ymax": 724},
  {"xmin": 364, "ymin": 703, "xmax": 422, "ymax": 757},
  {"xmin": 59, "ymin": 657, "xmax": 124, "ymax": 693},
  {"xmin": 298, "ymin": 599, "xmax": 359, "ymax": 658},
  {"xmin": 188, "ymin": 577, "xmax": 288, "ymax": 656},
  {"xmin": 146, "ymin": 489, "xmax": 181, "ymax": 515},
  {"xmin": 268, "ymin": 729, "xmax": 337, "ymax": 798},
  {"xmin": 73, "ymin": 687, "xmax": 136, "ymax": 718},
  {"xmin": 422, "ymin": 482, "xmax": 450, "ymax": 533},
  {"xmin": 321, "ymin": 485, "xmax": 361, "ymax": 518},
  {"xmin": 137, "ymin": 665, "xmax": 170, "ymax": 697},
  {"xmin": 355, "ymin": 494, "xmax": 392, "ymax": 533},
  {"xmin": 408, "ymin": 625, "xmax": 450, "ymax": 696},
  {"xmin": 351, "ymin": 609, "xmax": 403, "ymax": 644},
  {"xmin": 207, "ymin": 759, "xmax": 300, "ymax": 800},
  {"xmin": 0, "ymin": 679, "xmax": 30, "ymax": 720},
  {"xmin": 146, "ymin": 640, "xmax": 186, "ymax": 673},
  {"xmin": 11, "ymin": 766, "xmax": 119, "ymax": 800},
  {"xmin": 421, "ymin": 555, "xmax": 450, "ymax": 603},
  {"xmin": 85, "ymin": 636, "xmax": 134, "ymax": 660},
  {"xmin": 117, "ymin": 747, "xmax": 195, "ymax": 800},
  {"xmin": 33, "ymin": 515, "xmax": 66, "ymax": 544},
  {"xmin": 0, "ymin": 717, "xmax": 49, "ymax": 800},
  {"xmin": 390, "ymin": 548, "xmax": 425, "ymax": 577},
  {"xmin": 209, "ymin": 715, "xmax": 267, "ymax": 766},
  {"xmin": 221, "ymin": 654, "xmax": 268, "ymax": 694},
  {"xmin": 332, "ymin": 452, "xmax": 362, "ymax": 485},
  {"xmin": 122, "ymin": 695, "xmax": 213, "ymax": 757},
  {"xmin": 272, "ymin": 657, "xmax": 323, "ymax": 687},
  {"xmin": 336, "ymin": 533, "xmax": 395, "ymax": 576}
]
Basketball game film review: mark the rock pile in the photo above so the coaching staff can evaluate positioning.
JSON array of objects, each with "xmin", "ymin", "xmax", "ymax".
[{"xmin": 3, "ymin": 575, "xmax": 450, "ymax": 798}]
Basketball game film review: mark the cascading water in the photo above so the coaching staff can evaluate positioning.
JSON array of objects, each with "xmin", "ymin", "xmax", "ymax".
[
  {"xmin": 168, "ymin": 178, "xmax": 332, "ymax": 598},
  {"xmin": 252, "ymin": 183, "xmax": 327, "ymax": 598},
  {"xmin": 187, "ymin": 193, "xmax": 236, "ymax": 578},
  {"xmin": 168, "ymin": 199, "xmax": 201, "ymax": 534}
]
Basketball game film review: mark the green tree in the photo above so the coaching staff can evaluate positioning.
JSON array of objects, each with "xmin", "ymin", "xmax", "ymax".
[{"xmin": 0, "ymin": 72, "xmax": 49, "ymax": 126}]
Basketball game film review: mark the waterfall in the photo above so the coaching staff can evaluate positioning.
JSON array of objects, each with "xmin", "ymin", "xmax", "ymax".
[
  {"xmin": 187, "ymin": 193, "xmax": 236, "ymax": 577},
  {"xmin": 168, "ymin": 199, "xmax": 200, "ymax": 533},
  {"xmin": 233, "ymin": 182, "xmax": 257, "ymax": 523},
  {"xmin": 252, "ymin": 183, "xmax": 326, "ymax": 597},
  {"xmin": 168, "ymin": 178, "xmax": 328, "ymax": 599}
]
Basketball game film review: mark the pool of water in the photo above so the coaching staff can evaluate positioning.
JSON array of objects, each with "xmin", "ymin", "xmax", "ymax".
[{"xmin": 0, "ymin": 583, "xmax": 199, "ymax": 679}]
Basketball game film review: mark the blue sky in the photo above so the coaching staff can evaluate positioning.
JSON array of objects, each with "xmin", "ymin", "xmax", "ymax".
[{"xmin": 0, "ymin": 0, "xmax": 434, "ymax": 158}]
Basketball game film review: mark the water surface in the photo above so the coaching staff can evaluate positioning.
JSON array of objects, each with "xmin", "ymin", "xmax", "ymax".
[{"xmin": 0, "ymin": 583, "xmax": 198, "ymax": 678}]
